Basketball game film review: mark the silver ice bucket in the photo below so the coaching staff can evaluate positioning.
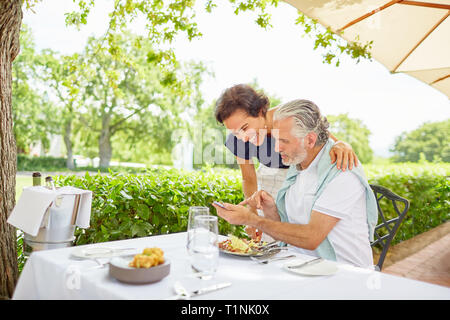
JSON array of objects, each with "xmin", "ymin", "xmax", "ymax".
[{"xmin": 23, "ymin": 193, "xmax": 82, "ymax": 255}]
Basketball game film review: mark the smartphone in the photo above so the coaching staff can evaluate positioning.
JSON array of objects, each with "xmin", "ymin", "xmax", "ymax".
[{"xmin": 213, "ymin": 201, "xmax": 227, "ymax": 209}]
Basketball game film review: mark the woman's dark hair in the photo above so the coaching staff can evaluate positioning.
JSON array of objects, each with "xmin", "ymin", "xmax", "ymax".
[{"xmin": 215, "ymin": 84, "xmax": 270, "ymax": 123}]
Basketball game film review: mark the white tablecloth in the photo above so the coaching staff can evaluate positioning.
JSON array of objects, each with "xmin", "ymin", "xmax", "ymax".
[{"xmin": 13, "ymin": 232, "xmax": 450, "ymax": 300}]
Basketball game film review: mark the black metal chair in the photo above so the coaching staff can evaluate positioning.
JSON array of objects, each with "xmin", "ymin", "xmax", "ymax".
[{"xmin": 370, "ymin": 184, "xmax": 410, "ymax": 271}]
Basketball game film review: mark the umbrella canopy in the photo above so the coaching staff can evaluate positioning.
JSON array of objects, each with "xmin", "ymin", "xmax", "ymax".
[{"xmin": 284, "ymin": 0, "xmax": 450, "ymax": 98}]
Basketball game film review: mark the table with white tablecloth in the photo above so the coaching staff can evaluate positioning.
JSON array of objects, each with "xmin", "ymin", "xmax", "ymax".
[{"xmin": 13, "ymin": 232, "xmax": 450, "ymax": 300}]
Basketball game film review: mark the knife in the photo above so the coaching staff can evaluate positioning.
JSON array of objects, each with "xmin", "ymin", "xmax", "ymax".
[
  {"xmin": 287, "ymin": 257, "xmax": 323, "ymax": 269},
  {"xmin": 165, "ymin": 282, "xmax": 232, "ymax": 300},
  {"xmin": 190, "ymin": 282, "xmax": 232, "ymax": 297}
]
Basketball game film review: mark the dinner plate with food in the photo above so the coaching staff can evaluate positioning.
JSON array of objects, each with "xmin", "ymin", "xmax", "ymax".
[
  {"xmin": 109, "ymin": 247, "xmax": 170, "ymax": 284},
  {"xmin": 218, "ymin": 235, "xmax": 281, "ymax": 257}
]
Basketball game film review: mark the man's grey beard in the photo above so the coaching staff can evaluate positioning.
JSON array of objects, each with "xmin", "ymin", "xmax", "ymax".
[{"xmin": 280, "ymin": 139, "xmax": 307, "ymax": 166}]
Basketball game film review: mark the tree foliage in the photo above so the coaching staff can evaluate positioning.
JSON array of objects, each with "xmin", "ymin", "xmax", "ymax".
[
  {"xmin": 72, "ymin": 32, "xmax": 207, "ymax": 167},
  {"xmin": 18, "ymin": 0, "xmax": 375, "ymax": 165},
  {"xmin": 14, "ymin": 25, "xmax": 209, "ymax": 167},
  {"xmin": 12, "ymin": 25, "xmax": 58, "ymax": 153},
  {"xmin": 34, "ymin": 47, "xmax": 89, "ymax": 168},
  {"xmin": 59, "ymin": 0, "xmax": 373, "ymax": 79},
  {"xmin": 294, "ymin": 12, "xmax": 373, "ymax": 67},
  {"xmin": 327, "ymin": 113, "xmax": 373, "ymax": 164},
  {"xmin": 391, "ymin": 120, "xmax": 450, "ymax": 163}
]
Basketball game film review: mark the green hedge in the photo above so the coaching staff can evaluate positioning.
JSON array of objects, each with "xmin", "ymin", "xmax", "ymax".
[
  {"xmin": 55, "ymin": 168, "xmax": 246, "ymax": 245},
  {"xmin": 366, "ymin": 163, "xmax": 449, "ymax": 246},
  {"xmin": 17, "ymin": 154, "xmax": 67, "ymax": 171},
  {"xmin": 17, "ymin": 154, "xmax": 152, "ymax": 173},
  {"xmin": 54, "ymin": 163, "xmax": 449, "ymax": 247}
]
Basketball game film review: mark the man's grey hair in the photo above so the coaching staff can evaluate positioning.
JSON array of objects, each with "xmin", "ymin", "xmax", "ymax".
[{"xmin": 273, "ymin": 99, "xmax": 329, "ymax": 145}]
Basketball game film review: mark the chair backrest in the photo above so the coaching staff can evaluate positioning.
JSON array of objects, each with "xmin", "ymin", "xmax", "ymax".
[{"xmin": 370, "ymin": 184, "xmax": 410, "ymax": 271}]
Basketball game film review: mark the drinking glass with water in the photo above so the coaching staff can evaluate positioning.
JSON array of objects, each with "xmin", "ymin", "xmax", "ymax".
[
  {"xmin": 187, "ymin": 206, "xmax": 210, "ymax": 252},
  {"xmin": 189, "ymin": 215, "xmax": 219, "ymax": 280}
]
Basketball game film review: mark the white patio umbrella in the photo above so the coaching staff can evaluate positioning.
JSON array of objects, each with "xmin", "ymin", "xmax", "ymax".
[{"xmin": 284, "ymin": 0, "xmax": 450, "ymax": 98}]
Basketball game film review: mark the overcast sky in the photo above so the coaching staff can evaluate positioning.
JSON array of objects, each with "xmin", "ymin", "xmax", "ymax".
[{"xmin": 22, "ymin": 0, "xmax": 450, "ymax": 157}]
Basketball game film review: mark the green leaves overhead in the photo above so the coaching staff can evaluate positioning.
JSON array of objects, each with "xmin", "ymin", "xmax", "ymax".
[
  {"xmin": 295, "ymin": 12, "xmax": 372, "ymax": 67},
  {"xmin": 62, "ymin": 0, "xmax": 371, "ymax": 77},
  {"xmin": 65, "ymin": 0, "xmax": 202, "ymax": 79},
  {"xmin": 228, "ymin": 0, "xmax": 279, "ymax": 29}
]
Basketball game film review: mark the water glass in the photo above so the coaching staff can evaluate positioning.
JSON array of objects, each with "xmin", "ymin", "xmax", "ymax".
[
  {"xmin": 189, "ymin": 215, "xmax": 219, "ymax": 280},
  {"xmin": 187, "ymin": 206, "xmax": 209, "ymax": 251}
]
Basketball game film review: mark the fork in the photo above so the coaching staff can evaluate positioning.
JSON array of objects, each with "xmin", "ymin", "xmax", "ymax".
[
  {"xmin": 251, "ymin": 247, "xmax": 287, "ymax": 257},
  {"xmin": 253, "ymin": 241, "xmax": 279, "ymax": 252},
  {"xmin": 251, "ymin": 254, "xmax": 296, "ymax": 264}
]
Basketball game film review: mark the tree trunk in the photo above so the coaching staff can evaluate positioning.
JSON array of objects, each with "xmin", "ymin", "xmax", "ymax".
[
  {"xmin": 64, "ymin": 119, "xmax": 74, "ymax": 169},
  {"xmin": 98, "ymin": 113, "xmax": 112, "ymax": 168},
  {"xmin": 99, "ymin": 131, "xmax": 112, "ymax": 168},
  {"xmin": 0, "ymin": 0, "xmax": 22, "ymax": 300}
]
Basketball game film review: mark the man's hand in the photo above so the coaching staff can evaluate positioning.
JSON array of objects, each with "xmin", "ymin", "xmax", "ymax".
[
  {"xmin": 239, "ymin": 190, "xmax": 279, "ymax": 221},
  {"xmin": 330, "ymin": 141, "xmax": 359, "ymax": 171},
  {"xmin": 212, "ymin": 202, "xmax": 255, "ymax": 226}
]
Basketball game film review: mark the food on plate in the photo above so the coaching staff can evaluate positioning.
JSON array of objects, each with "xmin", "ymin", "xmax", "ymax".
[
  {"xmin": 128, "ymin": 247, "xmax": 165, "ymax": 268},
  {"xmin": 218, "ymin": 235, "xmax": 266, "ymax": 254}
]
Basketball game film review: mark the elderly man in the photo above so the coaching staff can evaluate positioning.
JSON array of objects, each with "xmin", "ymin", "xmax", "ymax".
[{"xmin": 213, "ymin": 99, "xmax": 378, "ymax": 268}]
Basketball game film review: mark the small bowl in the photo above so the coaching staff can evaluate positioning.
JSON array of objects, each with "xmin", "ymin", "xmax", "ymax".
[{"xmin": 109, "ymin": 256, "xmax": 170, "ymax": 284}]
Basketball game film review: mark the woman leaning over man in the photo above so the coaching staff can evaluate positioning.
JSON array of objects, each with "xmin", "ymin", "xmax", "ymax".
[{"xmin": 214, "ymin": 84, "xmax": 359, "ymax": 241}]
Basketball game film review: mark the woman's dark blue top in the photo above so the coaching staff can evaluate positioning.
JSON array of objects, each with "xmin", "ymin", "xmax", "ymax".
[{"xmin": 225, "ymin": 133, "xmax": 289, "ymax": 169}]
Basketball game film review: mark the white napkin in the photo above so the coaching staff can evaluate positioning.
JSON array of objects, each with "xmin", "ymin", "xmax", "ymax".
[
  {"xmin": 7, "ymin": 186, "xmax": 92, "ymax": 236},
  {"xmin": 57, "ymin": 186, "xmax": 92, "ymax": 229}
]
